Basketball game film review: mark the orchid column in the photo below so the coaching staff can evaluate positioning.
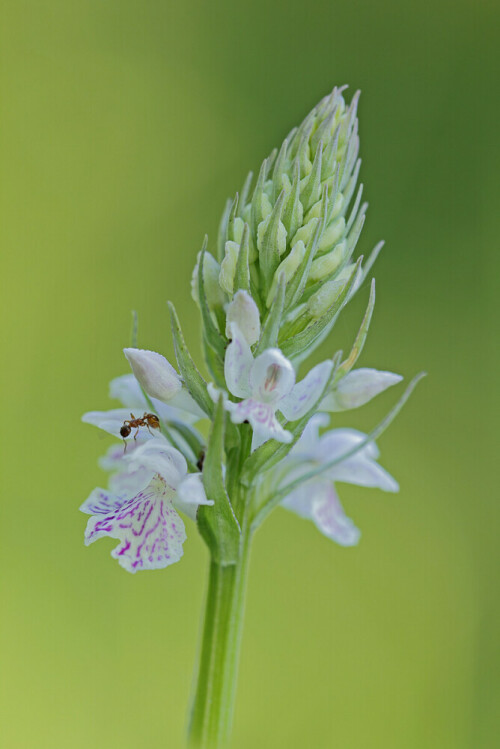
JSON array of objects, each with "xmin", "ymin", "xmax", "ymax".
[{"xmin": 80, "ymin": 86, "xmax": 423, "ymax": 748}]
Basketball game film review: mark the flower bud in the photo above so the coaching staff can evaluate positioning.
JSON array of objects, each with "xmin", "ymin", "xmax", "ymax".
[
  {"xmin": 309, "ymin": 241, "xmax": 346, "ymax": 281},
  {"xmin": 321, "ymin": 368, "xmax": 403, "ymax": 411},
  {"xmin": 291, "ymin": 217, "xmax": 319, "ymax": 250},
  {"xmin": 123, "ymin": 348, "xmax": 182, "ymax": 402},
  {"xmin": 257, "ymin": 211, "xmax": 287, "ymax": 258},
  {"xmin": 230, "ymin": 217, "xmax": 257, "ymax": 263},
  {"xmin": 266, "ymin": 241, "xmax": 306, "ymax": 306},
  {"xmin": 226, "ymin": 290, "xmax": 261, "ymax": 345},
  {"xmin": 306, "ymin": 263, "xmax": 361, "ymax": 319},
  {"xmin": 191, "ymin": 251, "xmax": 226, "ymax": 309},
  {"xmin": 219, "ymin": 241, "xmax": 240, "ymax": 295},
  {"xmin": 318, "ymin": 217, "xmax": 346, "ymax": 253}
]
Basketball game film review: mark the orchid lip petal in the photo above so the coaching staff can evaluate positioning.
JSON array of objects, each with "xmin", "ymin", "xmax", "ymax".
[
  {"xmin": 84, "ymin": 476, "xmax": 187, "ymax": 573},
  {"xmin": 311, "ymin": 484, "xmax": 361, "ymax": 547}
]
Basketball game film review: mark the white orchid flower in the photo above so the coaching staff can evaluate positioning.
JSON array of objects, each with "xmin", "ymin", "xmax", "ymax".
[
  {"xmin": 211, "ymin": 322, "xmax": 333, "ymax": 451},
  {"xmin": 80, "ymin": 438, "xmax": 212, "ymax": 573},
  {"xmin": 321, "ymin": 368, "xmax": 403, "ymax": 411},
  {"xmin": 279, "ymin": 414, "xmax": 399, "ymax": 546}
]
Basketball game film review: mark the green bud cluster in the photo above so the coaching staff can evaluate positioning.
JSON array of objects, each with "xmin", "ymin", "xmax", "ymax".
[{"xmin": 192, "ymin": 86, "xmax": 382, "ymax": 376}]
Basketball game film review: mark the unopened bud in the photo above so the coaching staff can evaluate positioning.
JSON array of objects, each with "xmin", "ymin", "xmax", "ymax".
[
  {"xmin": 291, "ymin": 217, "xmax": 319, "ymax": 250},
  {"xmin": 307, "ymin": 263, "xmax": 360, "ymax": 318},
  {"xmin": 123, "ymin": 348, "xmax": 182, "ymax": 402},
  {"xmin": 191, "ymin": 251, "xmax": 226, "ymax": 308},
  {"xmin": 257, "ymin": 211, "xmax": 287, "ymax": 258},
  {"xmin": 309, "ymin": 241, "xmax": 346, "ymax": 281},
  {"xmin": 226, "ymin": 290, "xmax": 261, "ymax": 345},
  {"xmin": 318, "ymin": 216, "xmax": 346, "ymax": 252},
  {"xmin": 219, "ymin": 241, "xmax": 240, "ymax": 295},
  {"xmin": 266, "ymin": 241, "xmax": 306, "ymax": 306}
]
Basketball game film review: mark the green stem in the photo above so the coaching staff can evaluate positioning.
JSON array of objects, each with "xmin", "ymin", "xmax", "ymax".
[{"xmin": 188, "ymin": 521, "xmax": 252, "ymax": 748}]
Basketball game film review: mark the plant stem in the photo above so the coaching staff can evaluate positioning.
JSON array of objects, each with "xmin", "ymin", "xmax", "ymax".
[{"xmin": 188, "ymin": 519, "xmax": 252, "ymax": 748}]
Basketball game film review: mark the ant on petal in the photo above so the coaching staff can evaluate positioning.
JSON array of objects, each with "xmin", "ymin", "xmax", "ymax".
[{"xmin": 120, "ymin": 412, "xmax": 160, "ymax": 451}]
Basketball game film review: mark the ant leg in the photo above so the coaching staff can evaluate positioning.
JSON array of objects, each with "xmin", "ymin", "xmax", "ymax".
[
  {"xmin": 123, "ymin": 439, "xmax": 128, "ymax": 454},
  {"xmin": 134, "ymin": 428, "xmax": 139, "ymax": 441}
]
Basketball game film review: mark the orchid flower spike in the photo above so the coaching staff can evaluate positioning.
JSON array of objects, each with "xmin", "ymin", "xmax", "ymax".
[{"xmin": 211, "ymin": 322, "xmax": 333, "ymax": 450}]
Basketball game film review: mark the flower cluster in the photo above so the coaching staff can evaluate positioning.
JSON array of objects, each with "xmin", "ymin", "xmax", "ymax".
[{"xmin": 81, "ymin": 87, "xmax": 417, "ymax": 572}]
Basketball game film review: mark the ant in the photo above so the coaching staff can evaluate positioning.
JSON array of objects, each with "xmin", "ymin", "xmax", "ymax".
[{"xmin": 120, "ymin": 412, "xmax": 160, "ymax": 450}]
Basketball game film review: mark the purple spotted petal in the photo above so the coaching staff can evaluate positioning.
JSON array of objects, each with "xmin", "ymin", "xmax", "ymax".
[
  {"xmin": 84, "ymin": 476, "xmax": 186, "ymax": 573},
  {"xmin": 80, "ymin": 488, "xmax": 126, "ymax": 515}
]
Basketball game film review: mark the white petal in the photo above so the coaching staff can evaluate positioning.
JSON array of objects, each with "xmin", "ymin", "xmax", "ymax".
[
  {"xmin": 226, "ymin": 290, "xmax": 261, "ymax": 345},
  {"xmin": 311, "ymin": 484, "xmax": 361, "ymax": 547},
  {"xmin": 123, "ymin": 348, "xmax": 182, "ymax": 403},
  {"xmin": 175, "ymin": 473, "xmax": 213, "ymax": 521},
  {"xmin": 167, "ymin": 389, "xmax": 206, "ymax": 420},
  {"xmin": 317, "ymin": 429, "xmax": 398, "ymax": 492},
  {"xmin": 84, "ymin": 476, "xmax": 187, "ymax": 573},
  {"xmin": 80, "ymin": 487, "xmax": 126, "ymax": 515},
  {"xmin": 321, "ymin": 368, "xmax": 403, "ymax": 411},
  {"xmin": 109, "ymin": 374, "xmax": 146, "ymax": 409},
  {"xmin": 280, "ymin": 485, "xmax": 315, "ymax": 519},
  {"xmin": 317, "ymin": 428, "xmax": 380, "ymax": 462},
  {"xmin": 329, "ymin": 455, "xmax": 399, "ymax": 492},
  {"xmin": 127, "ymin": 440, "xmax": 187, "ymax": 490},
  {"xmin": 280, "ymin": 360, "xmax": 333, "ymax": 421},
  {"xmin": 99, "ymin": 443, "xmax": 129, "ymax": 472},
  {"xmin": 207, "ymin": 383, "xmax": 229, "ymax": 405},
  {"xmin": 290, "ymin": 413, "xmax": 330, "ymax": 459},
  {"xmin": 250, "ymin": 349, "xmax": 296, "ymax": 404},
  {"xmin": 229, "ymin": 398, "xmax": 292, "ymax": 449},
  {"xmin": 82, "ymin": 409, "xmax": 148, "ymax": 440},
  {"xmin": 109, "ymin": 464, "xmax": 155, "ymax": 498},
  {"xmin": 225, "ymin": 323, "xmax": 253, "ymax": 398},
  {"xmin": 177, "ymin": 473, "xmax": 212, "ymax": 507}
]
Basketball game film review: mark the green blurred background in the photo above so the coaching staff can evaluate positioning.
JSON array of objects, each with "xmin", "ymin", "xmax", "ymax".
[{"xmin": 1, "ymin": 1, "xmax": 498, "ymax": 747}]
